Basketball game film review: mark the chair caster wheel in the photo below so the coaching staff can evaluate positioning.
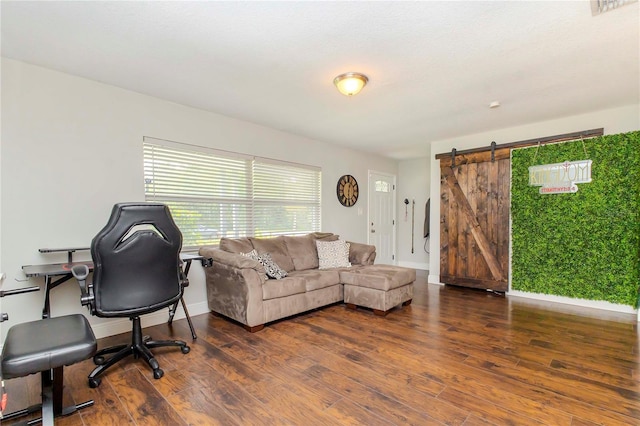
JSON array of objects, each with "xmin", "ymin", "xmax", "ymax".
[
  {"xmin": 153, "ymin": 368, "xmax": 164, "ymax": 380},
  {"xmin": 94, "ymin": 355, "xmax": 105, "ymax": 365},
  {"xmin": 89, "ymin": 377, "xmax": 101, "ymax": 388},
  {"xmin": 181, "ymin": 345, "xmax": 190, "ymax": 354}
]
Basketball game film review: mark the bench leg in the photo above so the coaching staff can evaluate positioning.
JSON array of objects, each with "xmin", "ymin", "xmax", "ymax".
[
  {"xmin": 345, "ymin": 303, "xmax": 357, "ymax": 310},
  {"xmin": 402, "ymin": 299, "xmax": 412, "ymax": 306},
  {"xmin": 373, "ymin": 309, "xmax": 388, "ymax": 317},
  {"xmin": 42, "ymin": 370, "xmax": 55, "ymax": 426},
  {"xmin": 2, "ymin": 367, "xmax": 94, "ymax": 425},
  {"xmin": 243, "ymin": 324, "xmax": 265, "ymax": 333}
]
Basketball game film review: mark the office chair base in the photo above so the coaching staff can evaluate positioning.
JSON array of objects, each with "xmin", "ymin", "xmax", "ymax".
[
  {"xmin": 3, "ymin": 369, "xmax": 94, "ymax": 426},
  {"xmin": 87, "ymin": 316, "xmax": 189, "ymax": 388}
]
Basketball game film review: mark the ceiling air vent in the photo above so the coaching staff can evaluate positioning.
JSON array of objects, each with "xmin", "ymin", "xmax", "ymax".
[{"xmin": 591, "ymin": 0, "xmax": 638, "ymax": 15}]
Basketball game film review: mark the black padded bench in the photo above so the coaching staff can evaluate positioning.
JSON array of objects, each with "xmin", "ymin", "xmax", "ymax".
[{"xmin": 1, "ymin": 314, "xmax": 97, "ymax": 425}]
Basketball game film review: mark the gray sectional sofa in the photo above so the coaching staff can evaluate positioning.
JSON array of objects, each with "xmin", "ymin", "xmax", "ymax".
[{"xmin": 199, "ymin": 232, "xmax": 415, "ymax": 332}]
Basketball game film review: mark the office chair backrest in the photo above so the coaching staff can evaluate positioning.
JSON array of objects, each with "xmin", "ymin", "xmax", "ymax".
[{"xmin": 91, "ymin": 203, "xmax": 183, "ymax": 317}]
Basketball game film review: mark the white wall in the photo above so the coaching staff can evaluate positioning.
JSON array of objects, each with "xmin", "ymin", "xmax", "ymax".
[
  {"xmin": 396, "ymin": 156, "xmax": 430, "ymax": 271},
  {"xmin": 427, "ymin": 103, "xmax": 640, "ymax": 313},
  {"xmin": 0, "ymin": 56, "xmax": 3, "ymax": 336},
  {"xmin": 0, "ymin": 58, "xmax": 397, "ymax": 340},
  {"xmin": 3, "ymin": 58, "xmax": 638, "ymax": 340}
]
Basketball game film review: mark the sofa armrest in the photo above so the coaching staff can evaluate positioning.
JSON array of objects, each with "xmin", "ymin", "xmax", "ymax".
[
  {"xmin": 198, "ymin": 247, "xmax": 266, "ymax": 327},
  {"xmin": 347, "ymin": 241, "xmax": 377, "ymax": 265},
  {"xmin": 200, "ymin": 247, "xmax": 265, "ymax": 272}
]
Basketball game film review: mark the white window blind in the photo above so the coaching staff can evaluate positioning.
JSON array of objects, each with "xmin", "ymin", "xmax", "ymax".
[
  {"xmin": 253, "ymin": 160, "xmax": 321, "ymax": 237},
  {"xmin": 143, "ymin": 138, "xmax": 321, "ymax": 249}
]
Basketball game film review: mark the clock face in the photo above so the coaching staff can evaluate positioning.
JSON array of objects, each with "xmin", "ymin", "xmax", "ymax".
[{"xmin": 337, "ymin": 174, "xmax": 359, "ymax": 207}]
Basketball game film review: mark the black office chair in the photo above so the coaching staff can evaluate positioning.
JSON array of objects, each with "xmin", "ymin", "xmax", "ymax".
[
  {"xmin": 73, "ymin": 202, "xmax": 190, "ymax": 388},
  {"xmin": 1, "ymin": 287, "xmax": 97, "ymax": 425}
]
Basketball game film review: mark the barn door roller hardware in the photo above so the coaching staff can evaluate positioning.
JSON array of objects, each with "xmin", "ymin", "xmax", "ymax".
[
  {"xmin": 490, "ymin": 141, "xmax": 496, "ymax": 162},
  {"xmin": 435, "ymin": 129, "xmax": 603, "ymax": 161},
  {"xmin": 450, "ymin": 148, "xmax": 457, "ymax": 169}
]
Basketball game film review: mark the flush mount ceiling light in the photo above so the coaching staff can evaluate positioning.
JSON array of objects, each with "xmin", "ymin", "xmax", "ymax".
[{"xmin": 333, "ymin": 72, "xmax": 369, "ymax": 96}]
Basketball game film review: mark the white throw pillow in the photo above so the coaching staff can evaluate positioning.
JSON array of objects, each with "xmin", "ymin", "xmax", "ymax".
[{"xmin": 316, "ymin": 239, "xmax": 351, "ymax": 269}]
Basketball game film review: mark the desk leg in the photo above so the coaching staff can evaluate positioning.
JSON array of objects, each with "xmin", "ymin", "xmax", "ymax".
[
  {"xmin": 167, "ymin": 297, "xmax": 197, "ymax": 340},
  {"xmin": 43, "ymin": 276, "xmax": 52, "ymax": 319},
  {"xmin": 181, "ymin": 297, "xmax": 197, "ymax": 340},
  {"xmin": 42, "ymin": 274, "xmax": 74, "ymax": 319},
  {"xmin": 168, "ymin": 300, "xmax": 179, "ymax": 324},
  {"xmin": 167, "ymin": 259, "xmax": 197, "ymax": 339}
]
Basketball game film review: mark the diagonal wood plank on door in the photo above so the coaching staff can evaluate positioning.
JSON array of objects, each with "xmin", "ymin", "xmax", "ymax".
[{"xmin": 441, "ymin": 166, "xmax": 504, "ymax": 281}]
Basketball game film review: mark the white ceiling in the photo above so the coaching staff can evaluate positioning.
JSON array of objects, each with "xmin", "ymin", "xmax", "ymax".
[{"xmin": 1, "ymin": 1, "xmax": 638, "ymax": 159}]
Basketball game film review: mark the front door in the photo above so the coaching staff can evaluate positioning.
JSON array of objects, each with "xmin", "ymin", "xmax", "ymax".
[{"xmin": 368, "ymin": 171, "xmax": 396, "ymax": 264}]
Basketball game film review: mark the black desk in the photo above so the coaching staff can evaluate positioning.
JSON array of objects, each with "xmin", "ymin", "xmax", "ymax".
[{"xmin": 22, "ymin": 249, "xmax": 208, "ymax": 340}]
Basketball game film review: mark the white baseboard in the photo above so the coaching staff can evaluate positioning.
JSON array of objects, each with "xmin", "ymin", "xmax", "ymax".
[
  {"xmin": 507, "ymin": 290, "xmax": 639, "ymax": 321},
  {"xmin": 424, "ymin": 280, "xmax": 638, "ymax": 320},
  {"xmin": 397, "ymin": 261, "xmax": 429, "ymax": 271},
  {"xmin": 428, "ymin": 274, "xmax": 443, "ymax": 285},
  {"xmin": 90, "ymin": 300, "xmax": 210, "ymax": 339}
]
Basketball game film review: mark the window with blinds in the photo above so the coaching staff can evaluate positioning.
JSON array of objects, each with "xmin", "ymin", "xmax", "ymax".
[{"xmin": 143, "ymin": 138, "xmax": 321, "ymax": 250}]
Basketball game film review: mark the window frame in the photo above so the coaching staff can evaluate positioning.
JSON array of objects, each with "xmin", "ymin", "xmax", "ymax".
[{"xmin": 143, "ymin": 137, "xmax": 321, "ymax": 250}]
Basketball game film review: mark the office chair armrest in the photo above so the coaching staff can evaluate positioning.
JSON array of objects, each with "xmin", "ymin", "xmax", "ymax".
[{"xmin": 71, "ymin": 264, "xmax": 95, "ymax": 309}]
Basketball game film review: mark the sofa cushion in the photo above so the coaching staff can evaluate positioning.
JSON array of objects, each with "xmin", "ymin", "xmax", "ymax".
[
  {"xmin": 340, "ymin": 265, "xmax": 416, "ymax": 291},
  {"xmin": 220, "ymin": 237, "xmax": 253, "ymax": 254},
  {"xmin": 250, "ymin": 236, "xmax": 295, "ymax": 272},
  {"xmin": 262, "ymin": 275, "xmax": 306, "ymax": 300},
  {"xmin": 288, "ymin": 269, "xmax": 341, "ymax": 291},
  {"xmin": 348, "ymin": 241, "xmax": 377, "ymax": 265},
  {"xmin": 284, "ymin": 235, "xmax": 319, "ymax": 271},
  {"xmin": 316, "ymin": 240, "xmax": 351, "ymax": 269}
]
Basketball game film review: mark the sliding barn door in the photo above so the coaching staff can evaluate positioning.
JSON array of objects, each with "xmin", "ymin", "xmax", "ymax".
[{"xmin": 439, "ymin": 152, "xmax": 510, "ymax": 291}]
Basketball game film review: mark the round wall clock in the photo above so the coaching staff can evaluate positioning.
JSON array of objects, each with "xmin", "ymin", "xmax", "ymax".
[{"xmin": 337, "ymin": 174, "xmax": 359, "ymax": 207}]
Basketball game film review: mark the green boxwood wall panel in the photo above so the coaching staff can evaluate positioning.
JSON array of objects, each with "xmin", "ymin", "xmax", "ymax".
[{"xmin": 511, "ymin": 131, "xmax": 640, "ymax": 307}]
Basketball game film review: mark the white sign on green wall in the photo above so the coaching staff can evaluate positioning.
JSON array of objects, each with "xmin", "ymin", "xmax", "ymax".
[{"xmin": 528, "ymin": 160, "xmax": 592, "ymax": 194}]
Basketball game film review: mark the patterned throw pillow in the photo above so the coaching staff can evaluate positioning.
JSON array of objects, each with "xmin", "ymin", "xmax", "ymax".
[
  {"xmin": 256, "ymin": 252, "xmax": 288, "ymax": 279},
  {"xmin": 241, "ymin": 249, "xmax": 260, "ymax": 260},
  {"xmin": 240, "ymin": 249, "xmax": 267, "ymax": 280},
  {"xmin": 316, "ymin": 239, "xmax": 352, "ymax": 269},
  {"xmin": 242, "ymin": 250, "xmax": 288, "ymax": 279}
]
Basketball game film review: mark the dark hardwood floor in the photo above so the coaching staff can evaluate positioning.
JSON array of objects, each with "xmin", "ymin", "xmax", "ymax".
[{"xmin": 3, "ymin": 277, "xmax": 639, "ymax": 425}]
